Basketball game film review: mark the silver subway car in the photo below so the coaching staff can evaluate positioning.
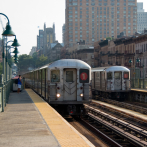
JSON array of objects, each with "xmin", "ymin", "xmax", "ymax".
[
  {"xmin": 91, "ymin": 66, "xmax": 131, "ymax": 100},
  {"xmin": 24, "ymin": 59, "xmax": 91, "ymax": 115}
]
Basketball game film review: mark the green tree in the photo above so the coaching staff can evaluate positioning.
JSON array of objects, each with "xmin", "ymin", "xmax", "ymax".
[
  {"xmin": 17, "ymin": 54, "xmax": 33, "ymax": 72},
  {"xmin": 106, "ymin": 37, "xmax": 112, "ymax": 40},
  {"xmin": 39, "ymin": 54, "xmax": 48, "ymax": 66}
]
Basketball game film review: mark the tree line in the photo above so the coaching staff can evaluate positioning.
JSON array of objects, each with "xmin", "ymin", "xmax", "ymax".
[{"xmin": 17, "ymin": 53, "xmax": 51, "ymax": 73}]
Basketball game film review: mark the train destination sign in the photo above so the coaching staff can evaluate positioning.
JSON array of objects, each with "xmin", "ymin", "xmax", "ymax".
[
  {"xmin": 79, "ymin": 69, "xmax": 89, "ymax": 83},
  {"xmin": 80, "ymin": 72, "xmax": 88, "ymax": 81}
]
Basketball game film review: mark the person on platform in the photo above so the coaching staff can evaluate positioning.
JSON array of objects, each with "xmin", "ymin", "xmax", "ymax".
[{"xmin": 17, "ymin": 75, "xmax": 22, "ymax": 93}]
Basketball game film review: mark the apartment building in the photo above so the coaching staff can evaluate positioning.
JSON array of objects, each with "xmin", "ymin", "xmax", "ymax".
[
  {"xmin": 94, "ymin": 37, "xmax": 135, "ymax": 67},
  {"xmin": 94, "ymin": 32, "xmax": 147, "ymax": 79},
  {"xmin": 137, "ymin": 2, "xmax": 147, "ymax": 33},
  {"xmin": 134, "ymin": 34, "xmax": 147, "ymax": 78},
  {"xmin": 65, "ymin": 0, "xmax": 137, "ymax": 48}
]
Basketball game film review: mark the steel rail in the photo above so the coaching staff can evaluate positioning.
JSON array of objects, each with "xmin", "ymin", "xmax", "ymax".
[
  {"xmin": 80, "ymin": 117, "xmax": 122, "ymax": 147},
  {"xmin": 84, "ymin": 104, "xmax": 147, "ymax": 146},
  {"xmin": 87, "ymin": 113, "xmax": 147, "ymax": 147},
  {"xmin": 85, "ymin": 104, "xmax": 147, "ymax": 140},
  {"xmin": 93, "ymin": 97, "xmax": 147, "ymax": 114},
  {"xmin": 91, "ymin": 100, "xmax": 147, "ymax": 124}
]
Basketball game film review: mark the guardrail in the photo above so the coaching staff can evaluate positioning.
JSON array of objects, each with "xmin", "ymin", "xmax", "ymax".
[
  {"xmin": 131, "ymin": 78, "xmax": 147, "ymax": 89},
  {"xmin": 0, "ymin": 75, "xmax": 25, "ymax": 112}
]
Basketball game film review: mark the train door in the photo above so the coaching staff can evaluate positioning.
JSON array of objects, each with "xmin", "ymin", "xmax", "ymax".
[
  {"xmin": 100, "ymin": 72, "xmax": 102, "ymax": 89},
  {"xmin": 63, "ymin": 68, "xmax": 77, "ymax": 101},
  {"xmin": 107, "ymin": 72, "xmax": 112, "ymax": 90},
  {"xmin": 114, "ymin": 71, "xmax": 122, "ymax": 90}
]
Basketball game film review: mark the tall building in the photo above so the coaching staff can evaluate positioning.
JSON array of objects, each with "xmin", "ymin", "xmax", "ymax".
[
  {"xmin": 43, "ymin": 23, "xmax": 56, "ymax": 54},
  {"xmin": 137, "ymin": 2, "xmax": 147, "ymax": 33},
  {"xmin": 37, "ymin": 30, "xmax": 44, "ymax": 51},
  {"xmin": 62, "ymin": 24, "xmax": 66, "ymax": 45},
  {"xmin": 37, "ymin": 23, "xmax": 56, "ymax": 55},
  {"xmin": 29, "ymin": 46, "xmax": 37, "ymax": 56},
  {"xmin": 65, "ymin": 0, "xmax": 137, "ymax": 47}
]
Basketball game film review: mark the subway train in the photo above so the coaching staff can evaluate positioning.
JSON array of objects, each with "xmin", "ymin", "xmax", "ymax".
[
  {"xmin": 91, "ymin": 66, "xmax": 131, "ymax": 100},
  {"xmin": 23, "ymin": 59, "xmax": 92, "ymax": 115}
]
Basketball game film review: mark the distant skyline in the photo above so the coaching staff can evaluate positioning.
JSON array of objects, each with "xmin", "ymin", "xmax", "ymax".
[
  {"xmin": 0, "ymin": 0, "xmax": 65, "ymax": 55},
  {"xmin": 0, "ymin": 0, "xmax": 146, "ymax": 55}
]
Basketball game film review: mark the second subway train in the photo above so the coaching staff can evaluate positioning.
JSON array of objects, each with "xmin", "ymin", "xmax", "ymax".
[{"xmin": 91, "ymin": 66, "xmax": 131, "ymax": 100}]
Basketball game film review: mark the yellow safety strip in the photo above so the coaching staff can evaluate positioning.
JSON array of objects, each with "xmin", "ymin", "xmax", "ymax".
[{"xmin": 26, "ymin": 89, "xmax": 93, "ymax": 147}]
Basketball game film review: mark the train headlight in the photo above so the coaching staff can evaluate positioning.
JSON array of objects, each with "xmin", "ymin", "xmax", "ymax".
[
  {"xmin": 80, "ymin": 93, "xmax": 84, "ymax": 97},
  {"xmin": 56, "ymin": 93, "xmax": 61, "ymax": 98}
]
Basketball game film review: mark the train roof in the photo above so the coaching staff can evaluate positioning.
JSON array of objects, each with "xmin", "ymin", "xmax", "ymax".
[
  {"xmin": 92, "ymin": 66, "xmax": 130, "ymax": 72},
  {"xmin": 48, "ymin": 59, "xmax": 91, "ymax": 69}
]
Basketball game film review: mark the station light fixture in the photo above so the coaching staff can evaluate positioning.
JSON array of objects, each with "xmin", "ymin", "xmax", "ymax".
[
  {"xmin": 2, "ymin": 24, "xmax": 15, "ymax": 36},
  {"xmin": 11, "ymin": 36, "xmax": 20, "ymax": 47},
  {"xmin": 136, "ymin": 58, "xmax": 140, "ymax": 63},
  {"xmin": 12, "ymin": 47, "xmax": 19, "ymax": 54},
  {"xmin": 129, "ymin": 59, "xmax": 132, "ymax": 63}
]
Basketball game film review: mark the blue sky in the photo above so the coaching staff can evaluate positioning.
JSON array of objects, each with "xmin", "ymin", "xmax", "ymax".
[{"xmin": 0, "ymin": 0, "xmax": 146, "ymax": 55}]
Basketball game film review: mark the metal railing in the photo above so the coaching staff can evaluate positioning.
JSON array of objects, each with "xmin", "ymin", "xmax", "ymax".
[
  {"xmin": 0, "ymin": 75, "xmax": 25, "ymax": 112},
  {"xmin": 131, "ymin": 79, "xmax": 147, "ymax": 89}
]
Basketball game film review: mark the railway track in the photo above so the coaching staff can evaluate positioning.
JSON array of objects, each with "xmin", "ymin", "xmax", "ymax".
[
  {"xmin": 93, "ymin": 96, "xmax": 147, "ymax": 115},
  {"xmin": 63, "ymin": 115, "xmax": 109, "ymax": 147},
  {"xmin": 83, "ymin": 104, "xmax": 147, "ymax": 147}
]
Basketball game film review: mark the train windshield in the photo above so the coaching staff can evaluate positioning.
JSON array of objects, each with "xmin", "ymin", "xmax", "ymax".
[
  {"xmin": 51, "ymin": 70, "xmax": 60, "ymax": 82},
  {"xmin": 114, "ymin": 72, "xmax": 121, "ymax": 79},
  {"xmin": 66, "ymin": 71, "xmax": 73, "ymax": 82},
  {"xmin": 124, "ymin": 72, "xmax": 129, "ymax": 79},
  {"xmin": 107, "ymin": 72, "xmax": 112, "ymax": 80}
]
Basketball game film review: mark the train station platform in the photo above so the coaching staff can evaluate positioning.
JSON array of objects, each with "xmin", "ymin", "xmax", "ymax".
[
  {"xmin": 92, "ymin": 100, "xmax": 147, "ymax": 123},
  {"xmin": 0, "ymin": 89, "xmax": 94, "ymax": 147},
  {"xmin": 131, "ymin": 88, "xmax": 147, "ymax": 93}
]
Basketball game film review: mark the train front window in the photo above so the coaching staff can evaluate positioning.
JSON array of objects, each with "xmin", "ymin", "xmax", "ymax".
[
  {"xmin": 114, "ymin": 72, "xmax": 121, "ymax": 79},
  {"xmin": 66, "ymin": 71, "xmax": 73, "ymax": 82},
  {"xmin": 51, "ymin": 70, "xmax": 60, "ymax": 82},
  {"xmin": 124, "ymin": 72, "xmax": 129, "ymax": 79},
  {"xmin": 107, "ymin": 72, "xmax": 112, "ymax": 80}
]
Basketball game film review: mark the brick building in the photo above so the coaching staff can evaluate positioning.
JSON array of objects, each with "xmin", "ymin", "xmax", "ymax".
[
  {"xmin": 66, "ymin": 41, "xmax": 94, "ymax": 67},
  {"xmin": 94, "ymin": 37, "xmax": 135, "ymax": 69},
  {"xmin": 65, "ymin": 0, "xmax": 137, "ymax": 48},
  {"xmin": 134, "ymin": 34, "xmax": 147, "ymax": 78}
]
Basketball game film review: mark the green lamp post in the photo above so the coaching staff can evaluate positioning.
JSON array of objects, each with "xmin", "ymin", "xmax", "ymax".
[
  {"xmin": 5, "ymin": 36, "xmax": 20, "ymax": 81},
  {"xmin": 11, "ymin": 36, "xmax": 21, "ymax": 47},
  {"xmin": 129, "ymin": 59, "xmax": 132, "ymax": 64},
  {"xmin": 0, "ymin": 13, "xmax": 15, "ymax": 82},
  {"xmin": 13, "ymin": 47, "xmax": 19, "ymax": 64},
  {"xmin": 0, "ymin": 13, "xmax": 15, "ymax": 112}
]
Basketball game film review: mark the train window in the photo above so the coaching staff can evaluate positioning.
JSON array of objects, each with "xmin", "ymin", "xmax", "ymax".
[
  {"xmin": 66, "ymin": 71, "xmax": 73, "ymax": 82},
  {"xmin": 51, "ymin": 70, "xmax": 60, "ymax": 82},
  {"xmin": 96, "ymin": 72, "xmax": 100, "ymax": 78},
  {"xmin": 124, "ymin": 72, "xmax": 129, "ymax": 79},
  {"xmin": 114, "ymin": 72, "xmax": 121, "ymax": 79},
  {"xmin": 107, "ymin": 72, "xmax": 112, "ymax": 80}
]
